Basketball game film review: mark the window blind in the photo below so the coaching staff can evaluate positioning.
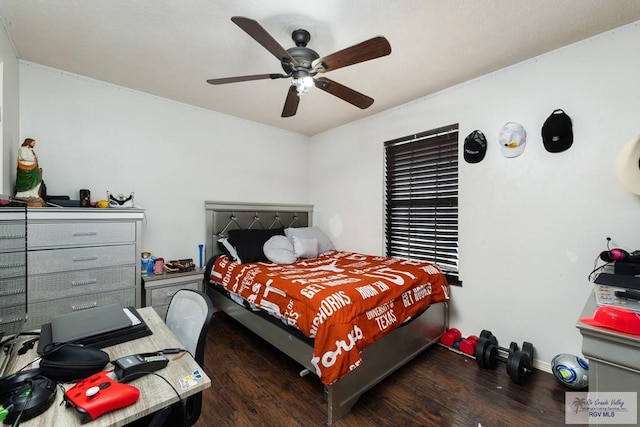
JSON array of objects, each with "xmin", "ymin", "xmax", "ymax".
[{"xmin": 384, "ymin": 124, "xmax": 460, "ymax": 284}]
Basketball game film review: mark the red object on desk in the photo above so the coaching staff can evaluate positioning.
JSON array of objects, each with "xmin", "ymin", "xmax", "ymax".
[{"xmin": 63, "ymin": 370, "xmax": 140, "ymax": 423}]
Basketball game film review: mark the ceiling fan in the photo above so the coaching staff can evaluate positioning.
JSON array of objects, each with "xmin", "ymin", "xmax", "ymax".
[{"xmin": 206, "ymin": 16, "xmax": 392, "ymax": 118}]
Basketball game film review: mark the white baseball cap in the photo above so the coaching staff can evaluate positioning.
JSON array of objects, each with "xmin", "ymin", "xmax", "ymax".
[{"xmin": 499, "ymin": 122, "xmax": 527, "ymax": 158}]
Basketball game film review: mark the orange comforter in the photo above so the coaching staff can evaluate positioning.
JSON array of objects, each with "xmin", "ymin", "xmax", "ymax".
[{"xmin": 210, "ymin": 251, "xmax": 449, "ymax": 385}]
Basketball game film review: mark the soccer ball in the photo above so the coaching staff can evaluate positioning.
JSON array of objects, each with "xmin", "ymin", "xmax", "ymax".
[{"xmin": 551, "ymin": 353, "xmax": 589, "ymax": 390}]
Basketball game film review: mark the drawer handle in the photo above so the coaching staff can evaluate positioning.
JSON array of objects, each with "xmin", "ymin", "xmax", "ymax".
[
  {"xmin": 0, "ymin": 262, "xmax": 26, "ymax": 269},
  {"xmin": 72, "ymin": 231, "xmax": 98, "ymax": 236},
  {"xmin": 72, "ymin": 279, "xmax": 98, "ymax": 286},
  {"xmin": 0, "ymin": 235, "xmax": 26, "ymax": 240},
  {"xmin": 0, "ymin": 288, "xmax": 25, "ymax": 296},
  {"xmin": 71, "ymin": 302, "xmax": 97, "ymax": 311},
  {"xmin": 0, "ymin": 315, "xmax": 26, "ymax": 326},
  {"xmin": 72, "ymin": 256, "xmax": 99, "ymax": 262}
]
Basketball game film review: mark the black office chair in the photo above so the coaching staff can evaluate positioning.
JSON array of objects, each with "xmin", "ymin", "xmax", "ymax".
[{"xmin": 132, "ymin": 289, "xmax": 214, "ymax": 427}]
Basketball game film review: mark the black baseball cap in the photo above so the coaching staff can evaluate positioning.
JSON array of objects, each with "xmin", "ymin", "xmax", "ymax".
[
  {"xmin": 542, "ymin": 109, "xmax": 573, "ymax": 153},
  {"xmin": 464, "ymin": 130, "xmax": 487, "ymax": 163}
]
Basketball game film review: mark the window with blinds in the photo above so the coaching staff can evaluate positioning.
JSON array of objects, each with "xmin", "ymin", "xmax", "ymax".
[{"xmin": 384, "ymin": 124, "xmax": 460, "ymax": 285}]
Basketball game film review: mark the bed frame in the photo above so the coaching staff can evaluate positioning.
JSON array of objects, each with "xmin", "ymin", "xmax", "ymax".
[{"xmin": 204, "ymin": 201, "xmax": 449, "ymax": 425}]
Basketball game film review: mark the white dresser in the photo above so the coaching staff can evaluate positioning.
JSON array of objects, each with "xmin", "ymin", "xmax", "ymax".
[{"xmin": 24, "ymin": 208, "xmax": 144, "ymax": 331}]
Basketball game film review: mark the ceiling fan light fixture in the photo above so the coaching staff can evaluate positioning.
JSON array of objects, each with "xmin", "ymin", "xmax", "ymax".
[{"xmin": 292, "ymin": 75, "xmax": 314, "ymax": 97}]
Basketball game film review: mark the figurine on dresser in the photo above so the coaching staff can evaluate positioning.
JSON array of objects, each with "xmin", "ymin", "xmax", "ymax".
[{"xmin": 15, "ymin": 138, "xmax": 46, "ymax": 206}]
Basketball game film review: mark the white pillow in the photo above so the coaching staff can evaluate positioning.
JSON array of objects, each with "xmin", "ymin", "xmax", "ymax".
[
  {"xmin": 285, "ymin": 227, "xmax": 335, "ymax": 254},
  {"xmin": 218, "ymin": 238, "xmax": 241, "ymax": 263},
  {"xmin": 292, "ymin": 236, "xmax": 319, "ymax": 259},
  {"xmin": 263, "ymin": 235, "xmax": 297, "ymax": 264}
]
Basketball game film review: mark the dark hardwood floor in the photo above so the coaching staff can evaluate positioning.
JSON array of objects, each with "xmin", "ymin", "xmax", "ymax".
[{"xmin": 195, "ymin": 312, "xmax": 583, "ymax": 427}]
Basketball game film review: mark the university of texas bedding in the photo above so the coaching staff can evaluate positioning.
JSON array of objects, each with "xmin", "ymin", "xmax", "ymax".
[{"xmin": 210, "ymin": 250, "xmax": 449, "ymax": 385}]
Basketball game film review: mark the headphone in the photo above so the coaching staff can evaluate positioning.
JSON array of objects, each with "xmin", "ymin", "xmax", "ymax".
[
  {"xmin": 0, "ymin": 369, "xmax": 44, "ymax": 400},
  {"xmin": 589, "ymin": 237, "xmax": 627, "ymax": 281},
  {"xmin": 599, "ymin": 247, "xmax": 629, "ymax": 262},
  {"xmin": 0, "ymin": 343, "xmax": 109, "ymax": 425},
  {"xmin": 598, "ymin": 237, "xmax": 630, "ymax": 262},
  {"xmin": 0, "ymin": 369, "xmax": 57, "ymax": 425}
]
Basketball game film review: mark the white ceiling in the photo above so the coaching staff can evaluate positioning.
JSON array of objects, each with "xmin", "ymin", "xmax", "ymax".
[{"xmin": 1, "ymin": 1, "xmax": 640, "ymax": 136}]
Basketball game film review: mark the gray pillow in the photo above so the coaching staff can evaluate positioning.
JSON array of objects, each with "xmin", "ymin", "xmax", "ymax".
[
  {"xmin": 285, "ymin": 227, "xmax": 335, "ymax": 254},
  {"xmin": 292, "ymin": 236, "xmax": 318, "ymax": 259},
  {"xmin": 263, "ymin": 235, "xmax": 297, "ymax": 264}
]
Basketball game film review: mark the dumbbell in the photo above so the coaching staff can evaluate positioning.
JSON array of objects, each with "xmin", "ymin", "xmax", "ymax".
[
  {"xmin": 459, "ymin": 335, "xmax": 478, "ymax": 356},
  {"xmin": 439, "ymin": 328, "xmax": 461, "ymax": 347},
  {"xmin": 507, "ymin": 341, "xmax": 534, "ymax": 385},
  {"xmin": 475, "ymin": 330, "xmax": 534, "ymax": 385}
]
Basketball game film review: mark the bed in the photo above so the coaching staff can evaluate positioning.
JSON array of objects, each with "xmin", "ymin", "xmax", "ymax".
[{"xmin": 204, "ymin": 201, "xmax": 450, "ymax": 424}]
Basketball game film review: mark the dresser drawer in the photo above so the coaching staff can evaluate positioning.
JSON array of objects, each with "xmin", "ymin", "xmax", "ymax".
[
  {"xmin": 25, "ymin": 287, "xmax": 136, "ymax": 331},
  {"xmin": 0, "ymin": 304, "xmax": 27, "ymax": 335},
  {"xmin": 0, "ymin": 222, "xmax": 26, "ymax": 252},
  {"xmin": 28, "ymin": 244, "xmax": 135, "ymax": 275},
  {"xmin": 28, "ymin": 221, "xmax": 135, "ymax": 249},
  {"xmin": 149, "ymin": 281, "xmax": 200, "ymax": 307},
  {"xmin": 150, "ymin": 279, "xmax": 201, "ymax": 321},
  {"xmin": 0, "ymin": 252, "xmax": 27, "ymax": 279},
  {"xmin": 28, "ymin": 266, "xmax": 135, "ymax": 302},
  {"xmin": 0, "ymin": 277, "xmax": 27, "ymax": 308}
]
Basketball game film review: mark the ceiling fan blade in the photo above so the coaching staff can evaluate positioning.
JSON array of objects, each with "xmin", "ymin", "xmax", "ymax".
[
  {"xmin": 231, "ymin": 17, "xmax": 298, "ymax": 65},
  {"xmin": 313, "ymin": 36, "xmax": 391, "ymax": 73},
  {"xmin": 314, "ymin": 77, "xmax": 374, "ymax": 109},
  {"xmin": 281, "ymin": 86, "xmax": 300, "ymax": 117},
  {"xmin": 207, "ymin": 74, "xmax": 287, "ymax": 85}
]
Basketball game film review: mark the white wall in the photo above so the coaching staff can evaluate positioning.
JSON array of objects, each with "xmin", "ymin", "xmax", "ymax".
[
  {"xmin": 14, "ymin": 20, "xmax": 640, "ymax": 371},
  {"xmin": 0, "ymin": 21, "xmax": 20, "ymax": 195},
  {"xmin": 309, "ymin": 22, "xmax": 640, "ymax": 370},
  {"xmin": 18, "ymin": 63, "xmax": 310, "ymax": 262}
]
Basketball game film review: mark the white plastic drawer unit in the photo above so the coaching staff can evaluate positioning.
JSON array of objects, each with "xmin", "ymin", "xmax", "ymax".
[{"xmin": 27, "ymin": 221, "xmax": 136, "ymax": 249}]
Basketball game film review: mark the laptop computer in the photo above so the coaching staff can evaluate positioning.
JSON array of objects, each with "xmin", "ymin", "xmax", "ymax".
[
  {"xmin": 37, "ymin": 306, "xmax": 152, "ymax": 355},
  {"xmin": 50, "ymin": 304, "xmax": 132, "ymax": 343}
]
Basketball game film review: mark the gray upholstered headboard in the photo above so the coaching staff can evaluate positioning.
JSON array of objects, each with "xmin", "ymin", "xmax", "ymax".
[{"xmin": 204, "ymin": 201, "xmax": 313, "ymax": 261}]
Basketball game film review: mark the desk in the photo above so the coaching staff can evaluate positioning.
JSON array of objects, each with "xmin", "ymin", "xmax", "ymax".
[{"xmin": 7, "ymin": 307, "xmax": 211, "ymax": 427}]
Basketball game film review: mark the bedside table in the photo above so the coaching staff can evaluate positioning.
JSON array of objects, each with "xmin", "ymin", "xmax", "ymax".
[{"xmin": 142, "ymin": 269, "xmax": 204, "ymax": 319}]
